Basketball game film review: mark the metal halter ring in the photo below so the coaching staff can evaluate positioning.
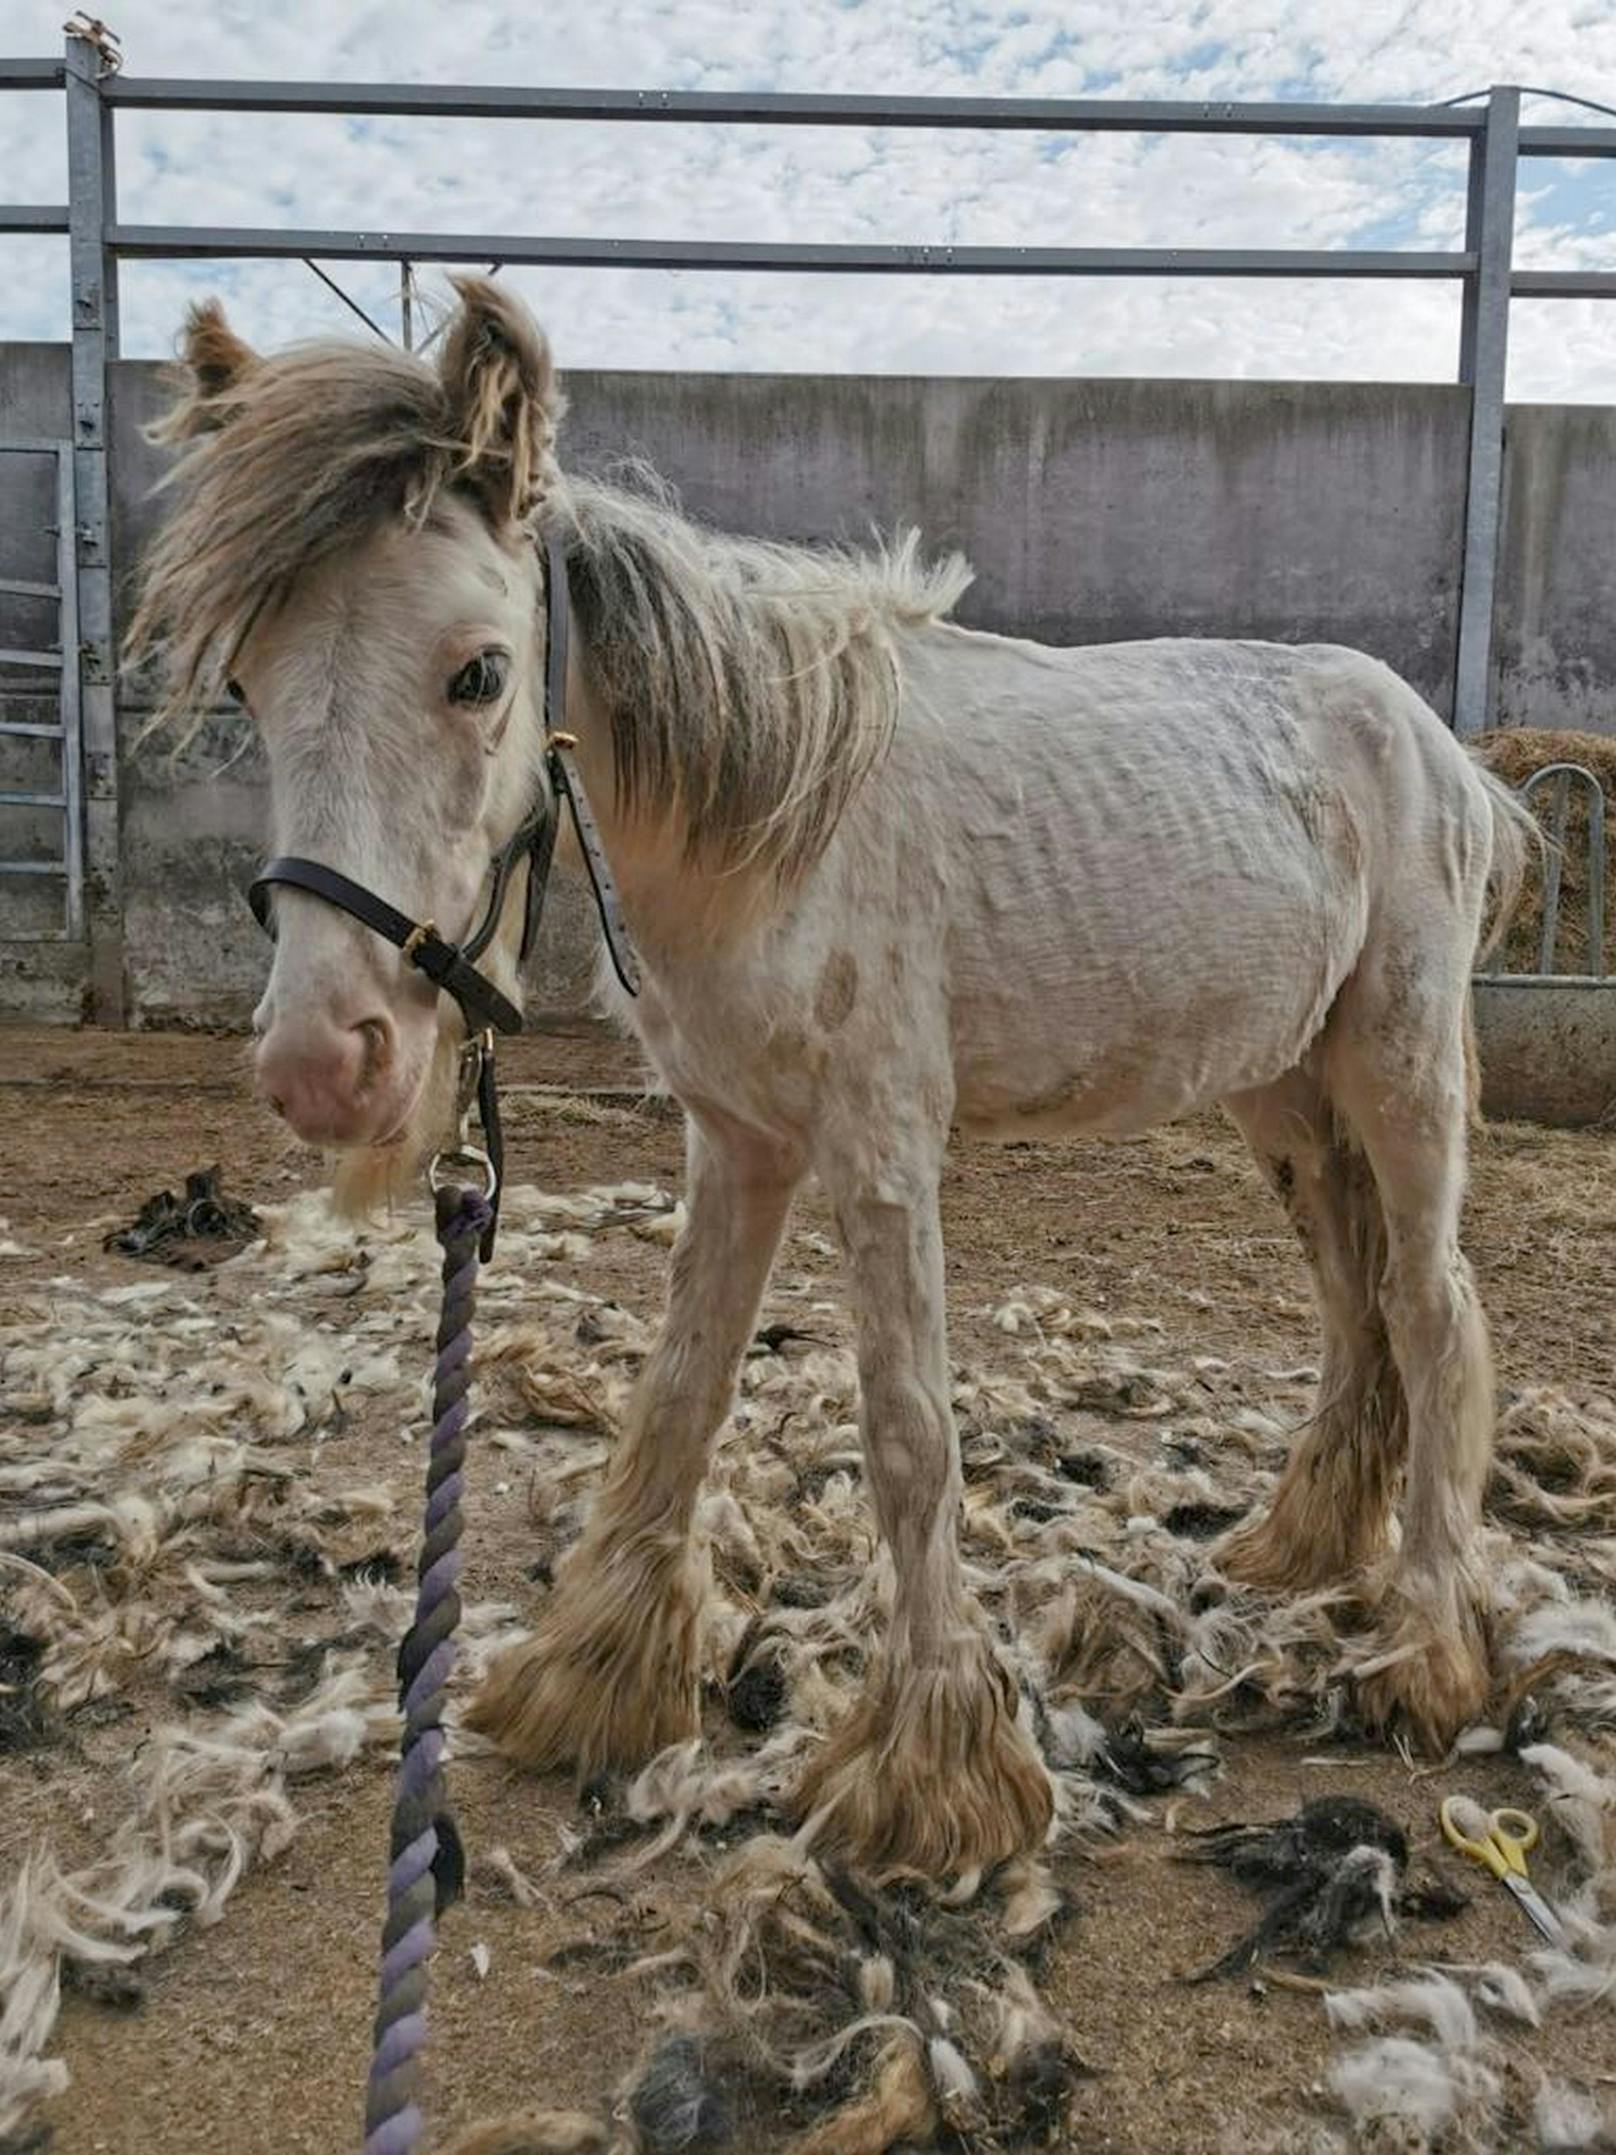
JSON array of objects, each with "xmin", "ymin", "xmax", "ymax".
[{"xmin": 428, "ymin": 1143, "xmax": 499, "ymax": 1201}]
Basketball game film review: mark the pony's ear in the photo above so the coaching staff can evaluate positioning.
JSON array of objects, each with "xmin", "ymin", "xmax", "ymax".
[
  {"xmin": 438, "ymin": 275, "xmax": 562, "ymax": 527},
  {"xmin": 156, "ymin": 299, "xmax": 260, "ymax": 439}
]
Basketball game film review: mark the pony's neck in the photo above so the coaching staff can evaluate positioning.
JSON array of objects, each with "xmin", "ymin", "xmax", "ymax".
[{"xmin": 559, "ymin": 664, "xmax": 775, "ymax": 968}]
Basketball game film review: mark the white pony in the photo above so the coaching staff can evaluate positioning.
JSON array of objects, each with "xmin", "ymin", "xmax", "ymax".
[{"xmin": 130, "ymin": 280, "xmax": 1532, "ymax": 1879}]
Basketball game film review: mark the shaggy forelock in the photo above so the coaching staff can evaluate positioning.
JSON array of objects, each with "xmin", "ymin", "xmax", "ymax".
[{"xmin": 126, "ymin": 337, "xmax": 470, "ymax": 735}]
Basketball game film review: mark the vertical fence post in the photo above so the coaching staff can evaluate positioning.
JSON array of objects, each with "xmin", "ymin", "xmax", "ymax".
[
  {"xmin": 64, "ymin": 23, "xmax": 124, "ymax": 1021},
  {"xmin": 1452, "ymin": 85, "xmax": 1519, "ymax": 742}
]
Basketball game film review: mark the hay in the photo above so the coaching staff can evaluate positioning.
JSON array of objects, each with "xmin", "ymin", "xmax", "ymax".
[{"xmin": 1476, "ymin": 728, "xmax": 1616, "ymax": 976}]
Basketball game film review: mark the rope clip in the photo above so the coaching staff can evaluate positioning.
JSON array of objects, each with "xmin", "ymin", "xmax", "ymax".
[
  {"xmin": 429, "ymin": 1029, "xmax": 499, "ymax": 1201},
  {"xmin": 452, "ymin": 1027, "xmax": 495, "ymax": 1123}
]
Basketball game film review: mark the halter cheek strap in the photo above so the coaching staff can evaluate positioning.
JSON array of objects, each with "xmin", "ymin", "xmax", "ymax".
[{"xmin": 537, "ymin": 535, "xmax": 640, "ymax": 997}]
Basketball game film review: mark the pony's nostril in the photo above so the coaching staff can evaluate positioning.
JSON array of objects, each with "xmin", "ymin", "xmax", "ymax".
[
  {"xmin": 257, "ymin": 1011, "xmax": 407, "ymax": 1143},
  {"xmin": 353, "ymin": 1016, "xmax": 395, "ymax": 1091}
]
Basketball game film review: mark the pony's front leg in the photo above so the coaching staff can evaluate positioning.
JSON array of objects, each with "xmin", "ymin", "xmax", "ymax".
[
  {"xmin": 794, "ymin": 1135, "xmax": 1053, "ymax": 1878},
  {"xmin": 467, "ymin": 1117, "xmax": 799, "ymax": 1778}
]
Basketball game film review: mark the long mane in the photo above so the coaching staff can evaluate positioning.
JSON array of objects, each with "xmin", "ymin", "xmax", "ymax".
[
  {"xmin": 127, "ymin": 331, "xmax": 972, "ymax": 880},
  {"xmin": 559, "ymin": 470, "xmax": 970, "ymax": 876}
]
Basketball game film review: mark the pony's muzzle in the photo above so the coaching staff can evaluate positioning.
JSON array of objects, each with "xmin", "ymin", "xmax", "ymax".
[{"xmin": 255, "ymin": 1005, "xmax": 405, "ymax": 1147}]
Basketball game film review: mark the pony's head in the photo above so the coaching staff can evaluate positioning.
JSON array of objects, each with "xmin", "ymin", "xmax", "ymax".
[{"xmin": 129, "ymin": 279, "xmax": 563, "ymax": 1190}]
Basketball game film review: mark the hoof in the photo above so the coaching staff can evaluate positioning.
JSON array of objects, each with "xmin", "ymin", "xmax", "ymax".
[
  {"xmin": 793, "ymin": 1638, "xmax": 1053, "ymax": 1881},
  {"xmin": 1217, "ymin": 1489, "xmax": 1386, "ymax": 1596},
  {"xmin": 464, "ymin": 1525, "xmax": 706, "ymax": 1778},
  {"xmin": 1351, "ymin": 1583, "xmax": 1491, "ymax": 1755}
]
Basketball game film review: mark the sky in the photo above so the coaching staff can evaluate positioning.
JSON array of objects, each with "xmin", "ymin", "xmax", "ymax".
[{"xmin": 1, "ymin": 0, "xmax": 1615, "ymax": 397}]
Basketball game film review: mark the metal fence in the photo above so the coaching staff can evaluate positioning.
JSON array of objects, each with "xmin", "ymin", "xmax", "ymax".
[
  {"xmin": 1474, "ymin": 762, "xmax": 1608, "ymax": 980},
  {"xmin": 2, "ymin": 21, "xmax": 1615, "ymax": 1016}
]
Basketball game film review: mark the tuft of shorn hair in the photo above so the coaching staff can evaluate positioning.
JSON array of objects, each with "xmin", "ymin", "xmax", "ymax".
[
  {"xmin": 1329, "ymin": 2034, "xmax": 1499, "ymax": 2142},
  {"xmin": 626, "ymin": 2034, "xmax": 732, "ymax": 2152},
  {"xmin": 0, "ymin": 1667, "xmax": 388, "ymax": 2140},
  {"xmin": 1178, "ymin": 1798, "xmax": 1414, "ymax": 1982}
]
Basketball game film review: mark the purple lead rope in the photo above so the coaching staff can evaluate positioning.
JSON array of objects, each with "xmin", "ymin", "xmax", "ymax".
[{"xmin": 363, "ymin": 1183, "xmax": 492, "ymax": 2155}]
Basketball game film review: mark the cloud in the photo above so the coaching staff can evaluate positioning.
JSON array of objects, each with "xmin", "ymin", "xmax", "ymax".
[{"xmin": 0, "ymin": 0, "xmax": 1612, "ymax": 396}]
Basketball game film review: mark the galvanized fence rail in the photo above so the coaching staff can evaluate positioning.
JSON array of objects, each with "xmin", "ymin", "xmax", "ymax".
[{"xmin": 2, "ymin": 26, "xmax": 1614, "ymax": 1013}]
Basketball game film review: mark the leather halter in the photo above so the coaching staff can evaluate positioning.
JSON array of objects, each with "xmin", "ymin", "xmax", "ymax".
[
  {"xmin": 248, "ymin": 536, "xmax": 639, "ymax": 1021},
  {"xmin": 246, "ymin": 534, "xmax": 641, "ymax": 1249}
]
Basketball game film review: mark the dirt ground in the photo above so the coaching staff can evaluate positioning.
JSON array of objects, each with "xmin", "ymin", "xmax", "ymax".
[{"xmin": 1, "ymin": 1022, "xmax": 1613, "ymax": 2154}]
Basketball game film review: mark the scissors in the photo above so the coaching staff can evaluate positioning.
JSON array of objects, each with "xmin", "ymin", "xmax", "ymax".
[{"xmin": 1439, "ymin": 1796, "xmax": 1567, "ymax": 1949}]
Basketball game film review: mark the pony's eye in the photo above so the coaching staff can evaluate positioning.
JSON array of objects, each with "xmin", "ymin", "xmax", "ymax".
[
  {"xmin": 448, "ymin": 650, "xmax": 511, "ymax": 707},
  {"xmin": 225, "ymin": 678, "xmax": 246, "ymax": 706}
]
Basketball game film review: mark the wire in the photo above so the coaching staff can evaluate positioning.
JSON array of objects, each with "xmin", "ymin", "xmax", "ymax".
[
  {"xmin": 301, "ymin": 258, "xmax": 393, "ymax": 344},
  {"xmin": 1438, "ymin": 83, "xmax": 1616, "ymax": 124}
]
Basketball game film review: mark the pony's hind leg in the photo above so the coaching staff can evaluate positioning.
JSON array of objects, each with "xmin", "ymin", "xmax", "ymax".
[
  {"xmin": 792, "ymin": 1125, "xmax": 1053, "ymax": 1878},
  {"xmin": 1217, "ymin": 1063, "xmax": 1407, "ymax": 1591},
  {"xmin": 467, "ymin": 1114, "xmax": 799, "ymax": 1778},
  {"xmin": 1326, "ymin": 987, "xmax": 1495, "ymax": 1753}
]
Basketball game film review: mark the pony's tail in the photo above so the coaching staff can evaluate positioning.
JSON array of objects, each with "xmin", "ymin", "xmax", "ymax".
[
  {"xmin": 1472, "ymin": 760, "xmax": 1542, "ymax": 967},
  {"xmin": 1464, "ymin": 760, "xmax": 1545, "ymax": 1130}
]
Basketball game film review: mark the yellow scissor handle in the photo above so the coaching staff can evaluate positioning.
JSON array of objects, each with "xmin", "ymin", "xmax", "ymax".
[{"xmin": 1440, "ymin": 1796, "xmax": 1539, "ymax": 1880}]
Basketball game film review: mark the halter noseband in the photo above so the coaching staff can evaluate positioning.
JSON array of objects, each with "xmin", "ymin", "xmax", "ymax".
[{"xmin": 246, "ymin": 535, "xmax": 640, "ymax": 1249}]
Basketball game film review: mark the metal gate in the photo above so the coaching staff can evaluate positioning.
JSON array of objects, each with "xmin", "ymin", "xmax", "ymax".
[
  {"xmin": 0, "ymin": 439, "xmax": 83, "ymax": 942},
  {"xmin": 1472, "ymin": 760, "xmax": 1615, "ymax": 1125}
]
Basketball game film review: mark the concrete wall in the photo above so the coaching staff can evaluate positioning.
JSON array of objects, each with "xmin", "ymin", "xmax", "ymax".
[
  {"xmin": 559, "ymin": 373, "xmax": 1472, "ymax": 708},
  {"xmin": 1494, "ymin": 403, "xmax": 1616, "ymax": 734},
  {"xmin": 3, "ymin": 343, "xmax": 1616, "ymax": 1027}
]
